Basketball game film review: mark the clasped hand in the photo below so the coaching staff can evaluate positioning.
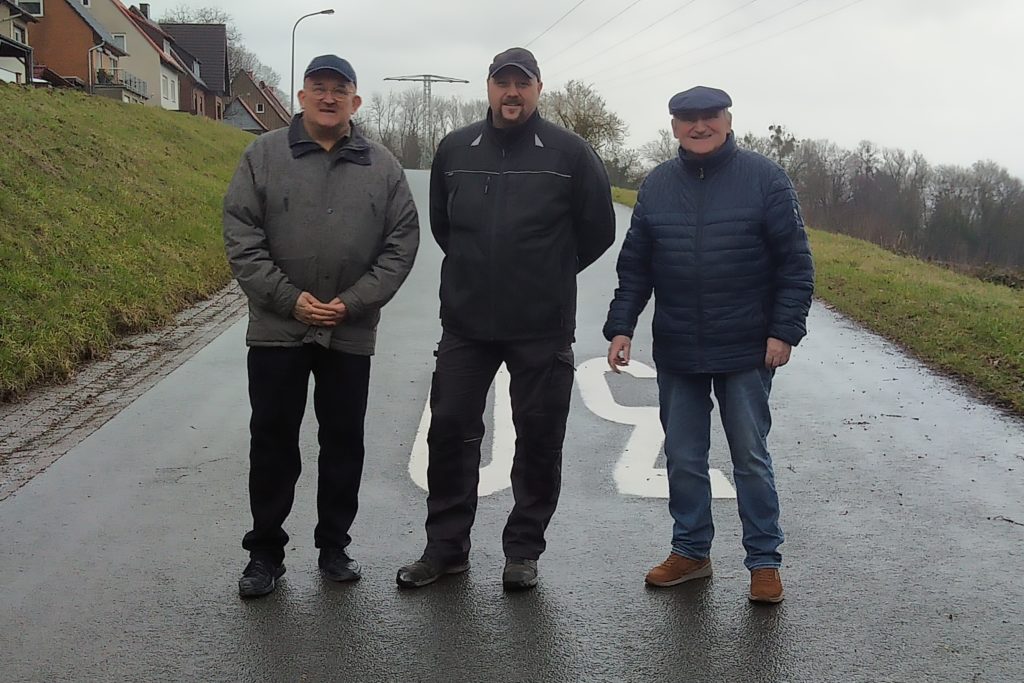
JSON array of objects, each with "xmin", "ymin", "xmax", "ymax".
[{"xmin": 293, "ymin": 292, "xmax": 347, "ymax": 327}]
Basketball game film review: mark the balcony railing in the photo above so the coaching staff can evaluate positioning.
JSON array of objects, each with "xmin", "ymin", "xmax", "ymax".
[{"xmin": 95, "ymin": 68, "xmax": 148, "ymax": 98}]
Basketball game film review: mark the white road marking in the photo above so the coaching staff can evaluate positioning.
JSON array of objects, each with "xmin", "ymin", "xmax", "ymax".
[
  {"xmin": 408, "ymin": 358, "xmax": 737, "ymax": 500},
  {"xmin": 409, "ymin": 364, "xmax": 515, "ymax": 496},
  {"xmin": 574, "ymin": 358, "xmax": 737, "ymax": 499}
]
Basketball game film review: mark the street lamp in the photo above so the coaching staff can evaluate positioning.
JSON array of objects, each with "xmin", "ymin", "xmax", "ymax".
[{"xmin": 290, "ymin": 9, "xmax": 335, "ymax": 116}]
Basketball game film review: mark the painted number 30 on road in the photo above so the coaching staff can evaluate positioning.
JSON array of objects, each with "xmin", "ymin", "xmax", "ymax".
[{"xmin": 408, "ymin": 358, "xmax": 737, "ymax": 500}]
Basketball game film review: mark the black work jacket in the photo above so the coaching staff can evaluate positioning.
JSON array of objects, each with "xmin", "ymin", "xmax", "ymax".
[{"xmin": 429, "ymin": 110, "xmax": 615, "ymax": 340}]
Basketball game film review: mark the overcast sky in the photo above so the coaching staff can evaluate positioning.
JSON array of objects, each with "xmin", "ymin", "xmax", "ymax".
[{"xmin": 153, "ymin": 0, "xmax": 1024, "ymax": 177}]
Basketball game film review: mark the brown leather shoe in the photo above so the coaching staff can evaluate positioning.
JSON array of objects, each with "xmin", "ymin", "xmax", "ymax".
[
  {"xmin": 749, "ymin": 568, "xmax": 785, "ymax": 603},
  {"xmin": 644, "ymin": 553, "xmax": 712, "ymax": 587}
]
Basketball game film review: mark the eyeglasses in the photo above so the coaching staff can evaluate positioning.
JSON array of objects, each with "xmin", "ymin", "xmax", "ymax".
[{"xmin": 310, "ymin": 86, "xmax": 353, "ymax": 100}]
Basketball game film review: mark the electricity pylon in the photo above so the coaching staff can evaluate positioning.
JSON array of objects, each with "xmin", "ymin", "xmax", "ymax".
[{"xmin": 383, "ymin": 74, "xmax": 469, "ymax": 154}]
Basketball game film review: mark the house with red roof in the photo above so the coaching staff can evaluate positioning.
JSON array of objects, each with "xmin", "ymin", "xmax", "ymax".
[
  {"xmin": 126, "ymin": 3, "xmax": 211, "ymax": 116},
  {"xmin": 228, "ymin": 69, "xmax": 290, "ymax": 130},
  {"xmin": 23, "ymin": 0, "xmax": 137, "ymax": 99},
  {"xmin": 75, "ymin": 0, "xmax": 186, "ymax": 109}
]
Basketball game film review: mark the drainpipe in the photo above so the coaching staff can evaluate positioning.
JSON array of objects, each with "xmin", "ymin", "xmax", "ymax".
[{"xmin": 87, "ymin": 43, "xmax": 104, "ymax": 92}]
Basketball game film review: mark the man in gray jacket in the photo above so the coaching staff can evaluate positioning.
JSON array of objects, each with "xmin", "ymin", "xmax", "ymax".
[{"xmin": 224, "ymin": 54, "xmax": 419, "ymax": 598}]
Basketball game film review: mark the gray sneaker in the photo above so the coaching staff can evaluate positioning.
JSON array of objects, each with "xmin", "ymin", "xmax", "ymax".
[
  {"xmin": 396, "ymin": 556, "xmax": 470, "ymax": 588},
  {"xmin": 502, "ymin": 558, "xmax": 538, "ymax": 591}
]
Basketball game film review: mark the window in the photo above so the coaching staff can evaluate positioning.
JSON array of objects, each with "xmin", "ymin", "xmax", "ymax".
[
  {"xmin": 171, "ymin": 78, "xmax": 177, "ymax": 104},
  {"xmin": 161, "ymin": 74, "xmax": 168, "ymax": 98},
  {"xmin": 13, "ymin": 26, "xmax": 26, "ymax": 45},
  {"xmin": 111, "ymin": 34, "xmax": 126, "ymax": 52},
  {"xmin": 255, "ymin": 102, "xmax": 265, "ymax": 114},
  {"xmin": 109, "ymin": 57, "xmax": 118, "ymax": 71},
  {"xmin": 81, "ymin": 0, "xmax": 90, "ymax": 6},
  {"xmin": 18, "ymin": 1, "xmax": 42, "ymax": 17}
]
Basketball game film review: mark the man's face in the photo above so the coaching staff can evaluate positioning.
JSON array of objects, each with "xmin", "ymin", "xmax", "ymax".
[
  {"xmin": 487, "ymin": 66, "xmax": 542, "ymax": 128},
  {"xmin": 298, "ymin": 71, "xmax": 361, "ymax": 130},
  {"xmin": 671, "ymin": 109, "xmax": 731, "ymax": 156}
]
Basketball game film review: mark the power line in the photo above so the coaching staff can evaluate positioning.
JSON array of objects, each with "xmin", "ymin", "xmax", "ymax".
[
  {"xmin": 599, "ymin": 0, "xmax": 870, "ymax": 88},
  {"xmin": 573, "ymin": 0, "xmax": 762, "ymax": 84},
  {"xmin": 525, "ymin": 0, "xmax": 590, "ymax": 48},
  {"xmin": 546, "ymin": 0, "xmax": 701, "ymax": 78},
  {"xmin": 594, "ymin": 0, "xmax": 816, "ymax": 86},
  {"xmin": 543, "ymin": 0, "xmax": 648, "ymax": 63}
]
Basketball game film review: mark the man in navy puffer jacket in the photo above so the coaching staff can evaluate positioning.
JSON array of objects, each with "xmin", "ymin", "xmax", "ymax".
[{"xmin": 603, "ymin": 86, "xmax": 814, "ymax": 603}]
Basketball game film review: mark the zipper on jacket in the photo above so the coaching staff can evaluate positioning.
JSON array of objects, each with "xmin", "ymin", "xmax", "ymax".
[
  {"xmin": 484, "ymin": 176, "xmax": 490, "ymax": 194},
  {"xmin": 695, "ymin": 166, "xmax": 706, "ymax": 368},
  {"xmin": 489, "ymin": 147, "xmax": 506, "ymax": 338}
]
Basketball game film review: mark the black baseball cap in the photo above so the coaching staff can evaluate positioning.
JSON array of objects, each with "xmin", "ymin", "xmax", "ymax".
[
  {"xmin": 488, "ymin": 47, "xmax": 540, "ymax": 81},
  {"xmin": 304, "ymin": 54, "xmax": 357, "ymax": 85}
]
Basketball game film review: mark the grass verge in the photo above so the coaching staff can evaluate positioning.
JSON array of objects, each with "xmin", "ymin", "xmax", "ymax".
[
  {"xmin": 0, "ymin": 85, "xmax": 252, "ymax": 399},
  {"xmin": 611, "ymin": 189, "xmax": 1024, "ymax": 415}
]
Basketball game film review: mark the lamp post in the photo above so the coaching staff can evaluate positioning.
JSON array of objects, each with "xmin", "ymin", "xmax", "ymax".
[{"xmin": 290, "ymin": 8, "xmax": 335, "ymax": 116}]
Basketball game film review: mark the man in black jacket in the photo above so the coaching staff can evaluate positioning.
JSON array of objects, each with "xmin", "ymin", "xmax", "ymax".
[{"xmin": 397, "ymin": 47, "xmax": 616, "ymax": 591}]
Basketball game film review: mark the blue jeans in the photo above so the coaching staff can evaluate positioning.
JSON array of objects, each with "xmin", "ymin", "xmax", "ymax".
[{"xmin": 657, "ymin": 367, "xmax": 783, "ymax": 570}]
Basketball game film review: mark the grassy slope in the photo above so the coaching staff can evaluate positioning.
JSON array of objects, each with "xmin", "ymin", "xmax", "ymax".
[
  {"xmin": 610, "ymin": 188, "xmax": 1024, "ymax": 415},
  {"xmin": 0, "ymin": 85, "xmax": 252, "ymax": 398}
]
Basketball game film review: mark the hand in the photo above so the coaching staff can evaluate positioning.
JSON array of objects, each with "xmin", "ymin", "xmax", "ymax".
[
  {"xmin": 293, "ymin": 292, "xmax": 343, "ymax": 327},
  {"xmin": 765, "ymin": 337, "xmax": 792, "ymax": 369},
  {"xmin": 322, "ymin": 297, "xmax": 348, "ymax": 325},
  {"xmin": 607, "ymin": 335, "xmax": 632, "ymax": 373}
]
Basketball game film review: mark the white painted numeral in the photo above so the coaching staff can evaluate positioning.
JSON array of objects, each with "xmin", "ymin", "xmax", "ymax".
[
  {"xmin": 409, "ymin": 364, "xmax": 515, "ymax": 496},
  {"xmin": 574, "ymin": 358, "xmax": 736, "ymax": 499},
  {"xmin": 408, "ymin": 358, "xmax": 736, "ymax": 499}
]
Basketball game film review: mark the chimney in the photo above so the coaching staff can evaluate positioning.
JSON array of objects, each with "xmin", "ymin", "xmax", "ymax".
[{"xmin": 139, "ymin": 3, "xmax": 150, "ymax": 18}]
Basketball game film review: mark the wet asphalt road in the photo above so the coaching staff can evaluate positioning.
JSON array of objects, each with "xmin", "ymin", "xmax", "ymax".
[{"xmin": 1, "ymin": 170, "xmax": 1022, "ymax": 682}]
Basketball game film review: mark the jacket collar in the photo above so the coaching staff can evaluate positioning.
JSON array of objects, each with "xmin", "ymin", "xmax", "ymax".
[
  {"xmin": 677, "ymin": 132, "xmax": 737, "ymax": 176},
  {"xmin": 484, "ymin": 108, "xmax": 542, "ymax": 146},
  {"xmin": 288, "ymin": 115, "xmax": 372, "ymax": 166}
]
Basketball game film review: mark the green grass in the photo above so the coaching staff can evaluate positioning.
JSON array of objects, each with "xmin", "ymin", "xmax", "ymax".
[
  {"xmin": 611, "ymin": 187, "xmax": 637, "ymax": 208},
  {"xmin": 611, "ymin": 188, "xmax": 1024, "ymax": 415},
  {"xmin": 0, "ymin": 85, "xmax": 253, "ymax": 399}
]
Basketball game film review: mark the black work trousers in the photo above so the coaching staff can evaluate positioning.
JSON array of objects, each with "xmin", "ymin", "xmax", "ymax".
[
  {"xmin": 242, "ymin": 344, "xmax": 370, "ymax": 564},
  {"xmin": 424, "ymin": 330, "xmax": 575, "ymax": 562}
]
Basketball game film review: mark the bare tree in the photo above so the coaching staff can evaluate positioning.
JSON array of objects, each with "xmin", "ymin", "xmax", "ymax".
[
  {"xmin": 361, "ymin": 92, "xmax": 401, "ymax": 155},
  {"xmin": 640, "ymin": 129, "xmax": 677, "ymax": 167},
  {"xmin": 541, "ymin": 80, "xmax": 626, "ymax": 153}
]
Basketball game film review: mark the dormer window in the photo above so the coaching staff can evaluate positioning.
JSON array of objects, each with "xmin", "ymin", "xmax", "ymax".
[
  {"xmin": 256, "ymin": 103, "xmax": 265, "ymax": 114},
  {"xmin": 18, "ymin": 1, "xmax": 43, "ymax": 16}
]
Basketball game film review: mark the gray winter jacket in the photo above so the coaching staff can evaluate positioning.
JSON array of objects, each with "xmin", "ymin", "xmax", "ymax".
[{"xmin": 223, "ymin": 117, "xmax": 419, "ymax": 355}]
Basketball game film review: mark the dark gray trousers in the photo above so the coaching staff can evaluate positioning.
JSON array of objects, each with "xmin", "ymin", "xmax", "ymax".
[{"xmin": 423, "ymin": 330, "xmax": 575, "ymax": 563}]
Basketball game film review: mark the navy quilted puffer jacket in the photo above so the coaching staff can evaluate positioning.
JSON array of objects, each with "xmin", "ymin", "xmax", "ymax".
[{"xmin": 603, "ymin": 133, "xmax": 814, "ymax": 374}]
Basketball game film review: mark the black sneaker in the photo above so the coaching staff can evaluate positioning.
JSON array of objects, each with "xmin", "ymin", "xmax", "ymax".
[
  {"xmin": 396, "ymin": 556, "xmax": 470, "ymax": 588},
  {"xmin": 502, "ymin": 558, "xmax": 538, "ymax": 591},
  {"xmin": 238, "ymin": 557, "xmax": 285, "ymax": 598},
  {"xmin": 319, "ymin": 548, "xmax": 361, "ymax": 582}
]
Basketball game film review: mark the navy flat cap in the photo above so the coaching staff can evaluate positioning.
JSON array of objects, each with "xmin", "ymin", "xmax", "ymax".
[
  {"xmin": 668, "ymin": 86, "xmax": 731, "ymax": 114},
  {"xmin": 305, "ymin": 54, "xmax": 357, "ymax": 85}
]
